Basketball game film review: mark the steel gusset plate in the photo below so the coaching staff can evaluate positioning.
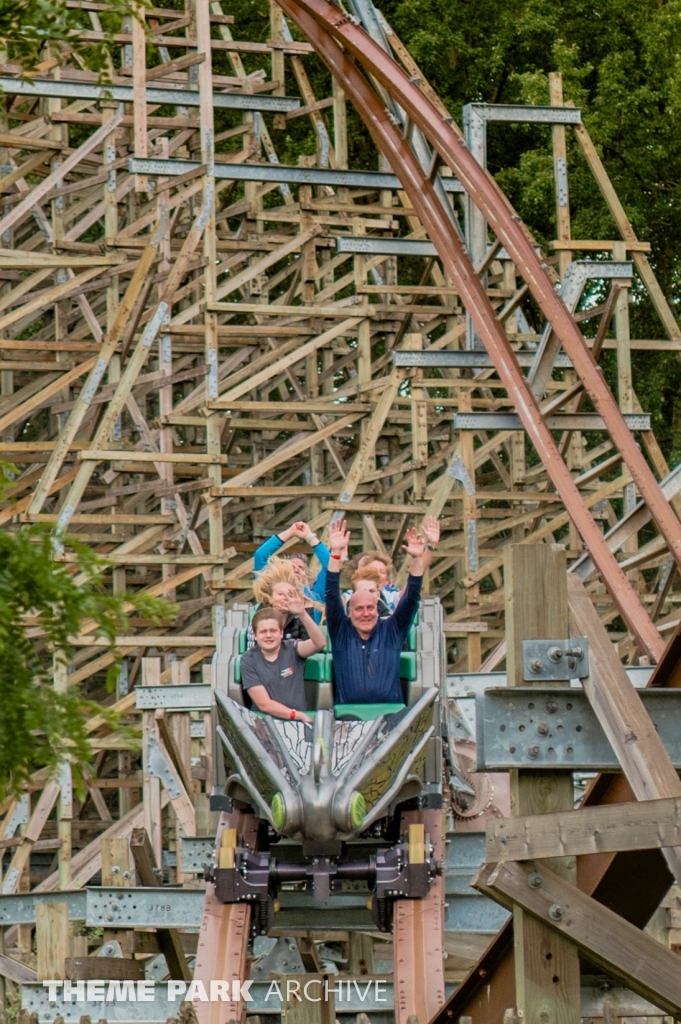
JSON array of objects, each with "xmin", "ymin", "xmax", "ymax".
[
  {"xmin": 475, "ymin": 686, "xmax": 681, "ymax": 770},
  {"xmin": 275, "ymin": 0, "xmax": 678, "ymax": 662}
]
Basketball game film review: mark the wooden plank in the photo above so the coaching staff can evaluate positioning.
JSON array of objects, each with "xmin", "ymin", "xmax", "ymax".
[
  {"xmin": 216, "ymin": 317, "xmax": 363, "ymax": 405},
  {"xmin": 207, "ymin": 413, "xmax": 359, "ymax": 495},
  {"xmin": 504, "ymin": 544, "xmax": 580, "ymax": 1024},
  {"xmin": 474, "ymin": 857, "xmax": 681, "ymax": 1018},
  {"xmin": 129, "ymin": 827, "xmax": 191, "ymax": 982},
  {"xmin": 74, "ymin": 634, "xmax": 212, "ymax": 647},
  {"xmin": 65, "ymin": 957, "xmax": 144, "ymax": 981},
  {"xmin": 572, "ymin": 118, "xmax": 681, "ymax": 344},
  {"xmin": 567, "ymin": 573, "xmax": 681, "ymax": 885},
  {"xmin": 0, "ymin": 359, "xmax": 96, "ymax": 435},
  {"xmin": 36, "ymin": 902, "xmax": 69, "ymax": 982},
  {"xmin": 101, "ymin": 837, "xmax": 132, "ymax": 886},
  {"xmin": 487, "ymin": 795, "xmax": 681, "ymax": 862},
  {"xmin": 0, "ymin": 954, "xmax": 37, "ymax": 984},
  {"xmin": 132, "ymin": 1, "xmax": 148, "ymax": 193}
]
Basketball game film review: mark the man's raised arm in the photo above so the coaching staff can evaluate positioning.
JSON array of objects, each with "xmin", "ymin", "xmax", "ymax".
[
  {"xmin": 325, "ymin": 518, "xmax": 351, "ymax": 637},
  {"xmin": 392, "ymin": 528, "xmax": 425, "ymax": 633}
]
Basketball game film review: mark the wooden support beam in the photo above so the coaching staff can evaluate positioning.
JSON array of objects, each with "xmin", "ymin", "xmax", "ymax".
[
  {"xmin": 36, "ymin": 902, "xmax": 69, "ymax": 982},
  {"xmin": 475, "ymin": 857, "xmax": 681, "ymax": 1018},
  {"xmin": 567, "ymin": 573, "xmax": 681, "ymax": 886},
  {"xmin": 572, "ymin": 118, "xmax": 681, "ymax": 344},
  {"xmin": 129, "ymin": 827, "xmax": 191, "ymax": 982},
  {"xmin": 65, "ymin": 956, "xmax": 144, "ymax": 981},
  {"xmin": 487, "ymin": 794, "xmax": 681, "ymax": 862},
  {"xmin": 101, "ymin": 837, "xmax": 132, "ymax": 886},
  {"xmin": 504, "ymin": 544, "xmax": 580, "ymax": 1024}
]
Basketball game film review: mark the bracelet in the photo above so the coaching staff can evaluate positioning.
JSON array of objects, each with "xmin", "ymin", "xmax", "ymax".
[
  {"xmin": 330, "ymin": 554, "xmax": 342, "ymax": 560},
  {"xmin": 426, "ymin": 543, "xmax": 437, "ymax": 552},
  {"xmin": 289, "ymin": 709, "xmax": 297, "ymax": 721},
  {"xmin": 306, "ymin": 534, "xmax": 319, "ymax": 545}
]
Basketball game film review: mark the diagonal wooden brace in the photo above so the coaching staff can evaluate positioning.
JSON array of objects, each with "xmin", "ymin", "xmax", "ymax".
[{"xmin": 474, "ymin": 857, "xmax": 681, "ymax": 1018}]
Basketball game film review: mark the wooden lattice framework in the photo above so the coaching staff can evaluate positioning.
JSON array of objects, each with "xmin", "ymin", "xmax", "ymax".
[{"xmin": 1, "ymin": 0, "xmax": 681, "ymax": 1006}]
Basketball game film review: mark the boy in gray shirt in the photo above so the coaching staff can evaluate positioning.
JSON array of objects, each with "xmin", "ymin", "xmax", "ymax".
[{"xmin": 240, "ymin": 595, "xmax": 326, "ymax": 724}]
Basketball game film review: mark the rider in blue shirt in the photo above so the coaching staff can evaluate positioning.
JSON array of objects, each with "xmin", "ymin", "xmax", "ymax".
[{"xmin": 325, "ymin": 519, "xmax": 425, "ymax": 705}]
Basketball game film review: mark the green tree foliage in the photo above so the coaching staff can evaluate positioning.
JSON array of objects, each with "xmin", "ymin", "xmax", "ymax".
[
  {"xmin": 381, "ymin": 0, "xmax": 681, "ymax": 464},
  {"xmin": 0, "ymin": 0, "xmax": 149, "ymax": 75},
  {"xmin": 0, "ymin": 466, "xmax": 173, "ymax": 800}
]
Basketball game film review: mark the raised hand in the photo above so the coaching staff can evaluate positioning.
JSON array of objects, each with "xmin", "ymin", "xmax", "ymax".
[
  {"xmin": 285, "ymin": 590, "xmax": 306, "ymax": 616},
  {"xmin": 279, "ymin": 520, "xmax": 310, "ymax": 542},
  {"xmin": 328, "ymin": 517, "xmax": 351, "ymax": 554},
  {"xmin": 402, "ymin": 526, "xmax": 426, "ymax": 558},
  {"xmin": 420, "ymin": 515, "xmax": 440, "ymax": 547}
]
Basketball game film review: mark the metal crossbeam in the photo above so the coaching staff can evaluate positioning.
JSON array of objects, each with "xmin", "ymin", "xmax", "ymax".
[
  {"xmin": 465, "ymin": 103, "xmax": 582, "ymax": 125},
  {"xmin": 454, "ymin": 412, "xmax": 651, "ymax": 431},
  {"xmin": 136, "ymin": 684, "xmax": 212, "ymax": 710},
  {"xmin": 0, "ymin": 77, "xmax": 301, "ymax": 112},
  {"xmin": 0, "ymin": 890, "xmax": 87, "ymax": 924},
  {"xmin": 475, "ymin": 686, "xmax": 681, "ymax": 770},
  {"xmin": 129, "ymin": 156, "xmax": 464, "ymax": 192},
  {"xmin": 394, "ymin": 351, "xmax": 573, "ymax": 369},
  {"xmin": 446, "ymin": 665, "xmax": 654, "ymax": 698}
]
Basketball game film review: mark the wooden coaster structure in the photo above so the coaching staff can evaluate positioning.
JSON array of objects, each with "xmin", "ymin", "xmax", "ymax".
[
  {"xmin": 0, "ymin": 0, "xmax": 680, "ymax": 1020},
  {"xmin": 0, "ymin": 0, "xmax": 678, "ymax": 674}
]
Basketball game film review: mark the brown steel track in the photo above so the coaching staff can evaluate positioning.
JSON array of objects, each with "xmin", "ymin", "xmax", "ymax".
[
  {"xmin": 277, "ymin": 0, "xmax": 681, "ymax": 661},
  {"xmin": 394, "ymin": 808, "xmax": 446, "ymax": 1024},
  {"xmin": 193, "ymin": 811, "xmax": 257, "ymax": 1024}
]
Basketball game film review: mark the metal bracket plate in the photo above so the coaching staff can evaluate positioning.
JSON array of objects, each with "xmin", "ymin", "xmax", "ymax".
[
  {"xmin": 522, "ymin": 637, "xmax": 589, "ymax": 680},
  {"xmin": 86, "ymin": 887, "xmax": 203, "ymax": 928},
  {"xmin": 180, "ymin": 837, "xmax": 215, "ymax": 874},
  {"xmin": 145, "ymin": 735, "xmax": 181, "ymax": 800},
  {"xmin": 475, "ymin": 687, "xmax": 681, "ymax": 770},
  {"xmin": 136, "ymin": 684, "xmax": 212, "ymax": 710}
]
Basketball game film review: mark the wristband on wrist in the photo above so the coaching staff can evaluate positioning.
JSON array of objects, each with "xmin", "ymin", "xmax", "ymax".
[
  {"xmin": 330, "ymin": 554, "xmax": 342, "ymax": 560},
  {"xmin": 289, "ymin": 709, "xmax": 297, "ymax": 721},
  {"xmin": 306, "ymin": 534, "xmax": 319, "ymax": 545},
  {"xmin": 426, "ymin": 543, "xmax": 437, "ymax": 551}
]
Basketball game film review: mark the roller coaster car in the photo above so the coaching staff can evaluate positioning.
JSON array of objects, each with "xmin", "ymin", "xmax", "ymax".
[{"xmin": 206, "ymin": 601, "xmax": 446, "ymax": 935}]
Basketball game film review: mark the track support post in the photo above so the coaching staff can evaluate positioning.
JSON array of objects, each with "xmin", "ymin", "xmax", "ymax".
[{"xmin": 505, "ymin": 544, "xmax": 580, "ymax": 1024}]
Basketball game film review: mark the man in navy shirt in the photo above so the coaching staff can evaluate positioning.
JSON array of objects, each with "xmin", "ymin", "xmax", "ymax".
[{"xmin": 325, "ymin": 519, "xmax": 425, "ymax": 705}]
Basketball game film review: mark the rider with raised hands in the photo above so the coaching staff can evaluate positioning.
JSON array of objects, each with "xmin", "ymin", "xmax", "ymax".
[{"xmin": 325, "ymin": 519, "xmax": 425, "ymax": 705}]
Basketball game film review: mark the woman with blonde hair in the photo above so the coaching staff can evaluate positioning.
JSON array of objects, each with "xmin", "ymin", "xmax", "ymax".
[{"xmin": 248, "ymin": 557, "xmax": 319, "ymax": 649}]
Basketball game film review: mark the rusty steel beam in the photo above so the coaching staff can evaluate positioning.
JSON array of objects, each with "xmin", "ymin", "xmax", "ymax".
[
  {"xmin": 193, "ymin": 812, "xmax": 254, "ymax": 1024},
  {"xmin": 394, "ymin": 809, "xmax": 446, "ymax": 1024},
  {"xmin": 277, "ymin": 0, "xmax": 664, "ymax": 659},
  {"xmin": 295, "ymin": 0, "xmax": 681, "ymax": 582}
]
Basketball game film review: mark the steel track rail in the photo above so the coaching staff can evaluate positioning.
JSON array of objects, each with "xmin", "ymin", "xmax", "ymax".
[
  {"xmin": 393, "ymin": 809, "xmax": 446, "ymax": 1024},
  {"xmin": 276, "ymin": 0, "xmax": 671, "ymax": 659},
  {"xmin": 193, "ymin": 812, "xmax": 256, "ymax": 1024}
]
